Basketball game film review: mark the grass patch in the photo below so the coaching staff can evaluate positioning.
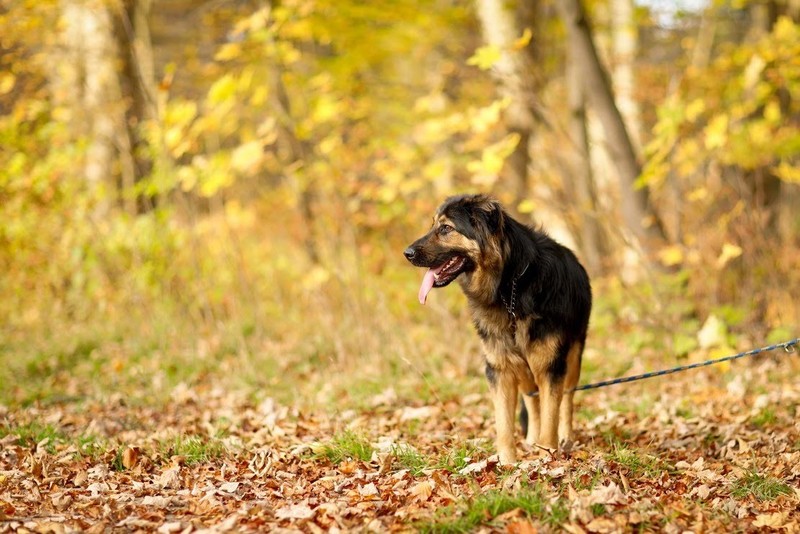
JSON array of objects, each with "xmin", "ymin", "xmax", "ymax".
[
  {"xmin": 591, "ymin": 503, "xmax": 607, "ymax": 516},
  {"xmin": 749, "ymin": 407, "xmax": 777, "ymax": 428},
  {"xmin": 416, "ymin": 484, "xmax": 568, "ymax": 533},
  {"xmin": 159, "ymin": 435, "xmax": 226, "ymax": 465},
  {"xmin": 606, "ymin": 443, "xmax": 665, "ymax": 477},
  {"xmin": 75, "ymin": 433, "xmax": 106, "ymax": 459},
  {"xmin": 393, "ymin": 445, "xmax": 430, "ymax": 476},
  {"xmin": 0, "ymin": 421, "xmax": 66, "ymax": 453},
  {"xmin": 435, "ymin": 442, "xmax": 486, "ymax": 474},
  {"xmin": 731, "ymin": 471, "xmax": 792, "ymax": 501},
  {"xmin": 314, "ymin": 430, "xmax": 374, "ymax": 464}
]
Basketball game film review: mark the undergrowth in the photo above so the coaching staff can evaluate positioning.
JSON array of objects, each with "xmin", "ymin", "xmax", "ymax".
[{"xmin": 416, "ymin": 484, "xmax": 569, "ymax": 533}]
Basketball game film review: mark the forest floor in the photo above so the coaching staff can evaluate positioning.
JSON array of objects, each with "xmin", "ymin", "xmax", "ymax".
[{"xmin": 1, "ymin": 338, "xmax": 799, "ymax": 533}]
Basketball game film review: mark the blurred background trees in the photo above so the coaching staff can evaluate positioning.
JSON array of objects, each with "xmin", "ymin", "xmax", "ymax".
[{"xmin": 1, "ymin": 0, "xmax": 799, "ymax": 399}]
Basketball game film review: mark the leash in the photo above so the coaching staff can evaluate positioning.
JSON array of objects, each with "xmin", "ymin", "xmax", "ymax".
[{"xmin": 525, "ymin": 337, "xmax": 799, "ymax": 397}]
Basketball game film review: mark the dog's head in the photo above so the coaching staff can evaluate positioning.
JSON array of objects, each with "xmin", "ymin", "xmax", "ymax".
[{"xmin": 404, "ymin": 194, "xmax": 505, "ymax": 304}]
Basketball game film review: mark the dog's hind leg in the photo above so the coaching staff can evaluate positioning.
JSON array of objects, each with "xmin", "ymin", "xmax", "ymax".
[
  {"xmin": 521, "ymin": 393, "xmax": 540, "ymax": 445},
  {"xmin": 536, "ymin": 376, "xmax": 563, "ymax": 451},
  {"xmin": 558, "ymin": 342, "xmax": 583, "ymax": 447}
]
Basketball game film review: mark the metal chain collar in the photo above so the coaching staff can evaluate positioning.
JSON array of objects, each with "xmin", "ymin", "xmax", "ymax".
[{"xmin": 500, "ymin": 263, "xmax": 529, "ymax": 334}]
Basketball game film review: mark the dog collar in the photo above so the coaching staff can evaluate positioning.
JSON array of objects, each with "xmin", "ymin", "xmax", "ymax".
[{"xmin": 500, "ymin": 263, "xmax": 529, "ymax": 333}]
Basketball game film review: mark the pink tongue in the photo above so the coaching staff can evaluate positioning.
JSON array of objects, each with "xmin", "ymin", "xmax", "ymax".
[{"xmin": 418, "ymin": 269, "xmax": 436, "ymax": 305}]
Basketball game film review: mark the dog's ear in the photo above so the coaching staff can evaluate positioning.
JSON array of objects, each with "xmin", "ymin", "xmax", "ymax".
[{"xmin": 471, "ymin": 196, "xmax": 504, "ymax": 234}]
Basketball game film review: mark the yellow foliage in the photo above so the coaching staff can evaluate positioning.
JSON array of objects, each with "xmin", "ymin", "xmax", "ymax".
[
  {"xmin": 0, "ymin": 73, "xmax": 15, "ymax": 95},
  {"xmin": 467, "ymin": 132, "xmax": 520, "ymax": 181},
  {"xmin": 716, "ymin": 243, "xmax": 743, "ymax": 269},
  {"xmin": 657, "ymin": 245, "xmax": 684, "ymax": 267},
  {"xmin": 231, "ymin": 141, "xmax": 264, "ymax": 174},
  {"xmin": 773, "ymin": 162, "xmax": 800, "ymax": 183},
  {"xmin": 207, "ymin": 74, "xmax": 237, "ymax": 105},
  {"xmin": 512, "ymin": 28, "xmax": 533, "ymax": 50},
  {"xmin": 467, "ymin": 45, "xmax": 501, "ymax": 70},
  {"xmin": 703, "ymin": 114, "xmax": 728, "ymax": 150}
]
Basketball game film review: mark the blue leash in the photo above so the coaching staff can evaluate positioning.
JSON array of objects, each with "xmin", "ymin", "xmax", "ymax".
[{"xmin": 526, "ymin": 337, "xmax": 799, "ymax": 397}]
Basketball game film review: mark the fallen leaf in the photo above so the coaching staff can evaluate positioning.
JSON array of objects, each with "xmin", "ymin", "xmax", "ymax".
[
  {"xmin": 122, "ymin": 446, "xmax": 139, "ymax": 470},
  {"xmin": 588, "ymin": 482, "xmax": 627, "ymax": 505},
  {"xmin": 157, "ymin": 521, "xmax": 184, "ymax": 533},
  {"xmin": 410, "ymin": 479, "xmax": 434, "ymax": 502},
  {"xmin": 585, "ymin": 517, "xmax": 619, "ymax": 533},
  {"xmin": 73, "ymin": 470, "xmax": 88, "ymax": 487},
  {"xmin": 399, "ymin": 406, "xmax": 439, "ymax": 421},
  {"xmin": 506, "ymin": 519, "xmax": 538, "ymax": 534},
  {"xmin": 86, "ymin": 481, "xmax": 110, "ymax": 497},
  {"xmin": 358, "ymin": 482, "xmax": 379, "ymax": 498},
  {"xmin": 275, "ymin": 502, "xmax": 315, "ymax": 520},
  {"xmin": 459, "ymin": 458, "xmax": 488, "ymax": 475},
  {"xmin": 339, "ymin": 460, "xmax": 358, "ymax": 474},
  {"xmin": 51, "ymin": 493, "xmax": 72, "ymax": 511},
  {"xmin": 144, "ymin": 495, "xmax": 180, "ymax": 508},
  {"xmin": 689, "ymin": 484, "xmax": 711, "ymax": 499},
  {"xmin": 753, "ymin": 512, "xmax": 787, "ymax": 528},
  {"xmin": 157, "ymin": 466, "xmax": 182, "ymax": 489},
  {"xmin": 219, "ymin": 481, "xmax": 239, "ymax": 493}
]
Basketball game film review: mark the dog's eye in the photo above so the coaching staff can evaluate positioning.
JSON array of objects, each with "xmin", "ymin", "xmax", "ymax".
[{"xmin": 439, "ymin": 224, "xmax": 453, "ymax": 235}]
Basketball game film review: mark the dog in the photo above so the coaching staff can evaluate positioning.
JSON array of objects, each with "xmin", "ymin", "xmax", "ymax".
[{"xmin": 404, "ymin": 194, "xmax": 591, "ymax": 464}]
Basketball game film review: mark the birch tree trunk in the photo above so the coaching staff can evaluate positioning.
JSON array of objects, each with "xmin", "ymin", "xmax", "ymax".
[
  {"xmin": 53, "ymin": 0, "xmax": 124, "ymax": 218},
  {"xmin": 555, "ymin": 0, "xmax": 666, "ymax": 245},
  {"xmin": 611, "ymin": 0, "xmax": 641, "ymax": 152},
  {"xmin": 474, "ymin": 0, "xmax": 538, "ymax": 204},
  {"xmin": 566, "ymin": 49, "xmax": 604, "ymax": 273},
  {"xmin": 52, "ymin": 0, "xmax": 155, "ymax": 215}
]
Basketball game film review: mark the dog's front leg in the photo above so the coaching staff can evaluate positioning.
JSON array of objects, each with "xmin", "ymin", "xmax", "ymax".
[{"xmin": 490, "ymin": 369, "xmax": 519, "ymax": 465}]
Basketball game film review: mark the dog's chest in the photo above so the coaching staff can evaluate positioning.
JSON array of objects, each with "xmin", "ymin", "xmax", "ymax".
[{"xmin": 472, "ymin": 307, "xmax": 532, "ymax": 359}]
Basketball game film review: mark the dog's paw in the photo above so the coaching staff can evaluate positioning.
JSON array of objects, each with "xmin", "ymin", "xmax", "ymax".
[{"xmin": 497, "ymin": 450, "xmax": 518, "ymax": 466}]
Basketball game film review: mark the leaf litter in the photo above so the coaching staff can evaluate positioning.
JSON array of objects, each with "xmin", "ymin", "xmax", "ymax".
[{"xmin": 0, "ymin": 358, "xmax": 799, "ymax": 532}]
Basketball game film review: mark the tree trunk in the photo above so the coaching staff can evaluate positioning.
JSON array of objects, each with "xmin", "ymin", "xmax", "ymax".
[
  {"xmin": 566, "ymin": 48, "xmax": 604, "ymax": 273},
  {"xmin": 264, "ymin": 11, "xmax": 320, "ymax": 264},
  {"xmin": 113, "ymin": 0, "xmax": 157, "ymax": 213},
  {"xmin": 555, "ymin": 0, "xmax": 666, "ymax": 245},
  {"xmin": 52, "ymin": 0, "xmax": 155, "ymax": 216},
  {"xmin": 610, "ymin": 0, "xmax": 641, "ymax": 152},
  {"xmin": 474, "ymin": 0, "xmax": 538, "ymax": 204},
  {"xmin": 53, "ymin": 0, "xmax": 125, "ymax": 218}
]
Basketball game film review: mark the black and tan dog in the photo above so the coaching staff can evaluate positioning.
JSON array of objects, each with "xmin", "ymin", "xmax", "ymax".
[{"xmin": 404, "ymin": 194, "xmax": 591, "ymax": 464}]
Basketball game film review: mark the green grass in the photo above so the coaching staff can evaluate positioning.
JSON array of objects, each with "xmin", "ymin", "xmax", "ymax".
[
  {"xmin": 159, "ymin": 435, "xmax": 226, "ymax": 465},
  {"xmin": 75, "ymin": 433, "xmax": 106, "ymax": 459},
  {"xmin": 393, "ymin": 445, "xmax": 430, "ymax": 475},
  {"xmin": 730, "ymin": 471, "xmax": 792, "ymax": 501},
  {"xmin": 591, "ymin": 503, "xmax": 607, "ymax": 516},
  {"xmin": 434, "ymin": 442, "xmax": 487, "ymax": 474},
  {"xmin": 749, "ymin": 407, "xmax": 777, "ymax": 428},
  {"xmin": 0, "ymin": 421, "xmax": 66, "ymax": 453},
  {"xmin": 606, "ymin": 443, "xmax": 666, "ymax": 477},
  {"xmin": 314, "ymin": 430, "xmax": 374, "ymax": 464},
  {"xmin": 416, "ymin": 485, "xmax": 568, "ymax": 533}
]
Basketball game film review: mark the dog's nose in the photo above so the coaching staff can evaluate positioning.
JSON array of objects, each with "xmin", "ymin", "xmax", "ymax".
[{"xmin": 404, "ymin": 247, "xmax": 417, "ymax": 261}]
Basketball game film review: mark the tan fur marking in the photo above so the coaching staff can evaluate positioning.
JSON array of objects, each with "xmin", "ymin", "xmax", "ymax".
[
  {"xmin": 526, "ymin": 334, "xmax": 565, "ymax": 451},
  {"xmin": 558, "ymin": 342, "xmax": 582, "ymax": 445},
  {"xmin": 525, "ymin": 334, "xmax": 561, "ymax": 375},
  {"xmin": 490, "ymin": 371, "xmax": 518, "ymax": 464}
]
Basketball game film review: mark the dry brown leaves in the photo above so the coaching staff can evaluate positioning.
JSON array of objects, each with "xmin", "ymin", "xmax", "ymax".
[{"xmin": 1, "ymin": 359, "xmax": 799, "ymax": 533}]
